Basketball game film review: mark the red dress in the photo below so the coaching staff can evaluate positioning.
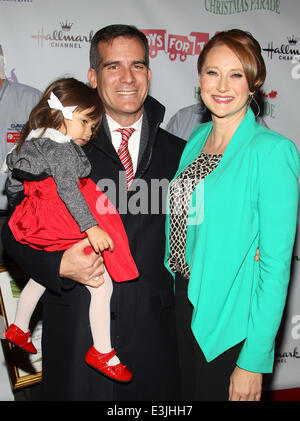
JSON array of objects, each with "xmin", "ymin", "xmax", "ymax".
[{"xmin": 9, "ymin": 177, "xmax": 139, "ymax": 283}]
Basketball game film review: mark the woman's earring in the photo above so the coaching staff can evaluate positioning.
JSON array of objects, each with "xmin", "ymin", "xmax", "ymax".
[
  {"xmin": 198, "ymin": 98, "xmax": 207, "ymax": 113},
  {"xmin": 248, "ymin": 94, "xmax": 261, "ymax": 118}
]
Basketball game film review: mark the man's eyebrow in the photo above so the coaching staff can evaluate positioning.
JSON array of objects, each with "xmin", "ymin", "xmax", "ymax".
[
  {"xmin": 102, "ymin": 60, "xmax": 120, "ymax": 68},
  {"xmin": 133, "ymin": 59, "xmax": 147, "ymax": 65},
  {"xmin": 102, "ymin": 59, "xmax": 147, "ymax": 68}
]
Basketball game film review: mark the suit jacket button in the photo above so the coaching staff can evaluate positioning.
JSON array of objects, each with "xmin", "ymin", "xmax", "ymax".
[{"xmin": 111, "ymin": 312, "xmax": 117, "ymax": 320}]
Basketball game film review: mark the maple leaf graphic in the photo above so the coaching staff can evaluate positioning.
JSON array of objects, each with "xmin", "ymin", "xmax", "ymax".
[{"xmin": 268, "ymin": 90, "xmax": 277, "ymax": 98}]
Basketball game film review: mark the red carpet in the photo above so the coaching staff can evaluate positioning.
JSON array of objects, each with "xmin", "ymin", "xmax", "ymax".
[{"xmin": 263, "ymin": 388, "xmax": 300, "ymax": 401}]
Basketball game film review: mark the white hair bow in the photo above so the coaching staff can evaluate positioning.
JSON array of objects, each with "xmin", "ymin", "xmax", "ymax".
[{"xmin": 47, "ymin": 91, "xmax": 77, "ymax": 120}]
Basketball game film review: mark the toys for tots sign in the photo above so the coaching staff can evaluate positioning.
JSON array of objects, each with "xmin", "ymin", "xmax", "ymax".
[{"xmin": 141, "ymin": 29, "xmax": 209, "ymax": 62}]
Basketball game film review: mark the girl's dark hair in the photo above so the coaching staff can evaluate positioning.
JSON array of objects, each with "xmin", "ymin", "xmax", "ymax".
[
  {"xmin": 197, "ymin": 29, "xmax": 266, "ymax": 93},
  {"xmin": 17, "ymin": 77, "xmax": 103, "ymax": 152}
]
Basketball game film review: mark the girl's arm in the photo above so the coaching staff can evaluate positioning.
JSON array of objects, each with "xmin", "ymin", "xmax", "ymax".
[{"xmin": 43, "ymin": 140, "xmax": 98, "ymax": 233}]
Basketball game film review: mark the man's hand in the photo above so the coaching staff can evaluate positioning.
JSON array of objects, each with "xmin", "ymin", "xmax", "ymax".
[
  {"xmin": 229, "ymin": 366, "xmax": 262, "ymax": 401},
  {"xmin": 255, "ymin": 246, "xmax": 259, "ymax": 262},
  {"xmin": 59, "ymin": 237, "xmax": 105, "ymax": 287}
]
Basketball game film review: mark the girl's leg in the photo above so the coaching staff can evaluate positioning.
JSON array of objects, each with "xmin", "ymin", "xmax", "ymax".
[
  {"xmin": 86, "ymin": 269, "xmax": 120, "ymax": 366},
  {"xmin": 14, "ymin": 278, "xmax": 45, "ymax": 332}
]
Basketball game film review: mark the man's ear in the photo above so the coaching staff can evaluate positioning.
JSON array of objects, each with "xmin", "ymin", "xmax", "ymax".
[
  {"xmin": 88, "ymin": 68, "xmax": 97, "ymax": 89},
  {"xmin": 147, "ymin": 67, "xmax": 152, "ymax": 83}
]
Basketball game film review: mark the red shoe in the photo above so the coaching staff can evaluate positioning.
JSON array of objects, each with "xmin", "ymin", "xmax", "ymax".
[
  {"xmin": 4, "ymin": 324, "xmax": 37, "ymax": 354},
  {"xmin": 85, "ymin": 346, "xmax": 133, "ymax": 383}
]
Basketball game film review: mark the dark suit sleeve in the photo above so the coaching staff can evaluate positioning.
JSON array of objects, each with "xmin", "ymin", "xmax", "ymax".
[{"xmin": 2, "ymin": 202, "xmax": 75, "ymax": 295}]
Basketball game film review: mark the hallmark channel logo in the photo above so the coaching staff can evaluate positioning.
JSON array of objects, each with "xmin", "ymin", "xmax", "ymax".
[
  {"xmin": 204, "ymin": 0, "xmax": 280, "ymax": 15},
  {"xmin": 140, "ymin": 29, "xmax": 209, "ymax": 62},
  {"xmin": 262, "ymin": 35, "xmax": 300, "ymax": 61},
  {"xmin": 275, "ymin": 315, "xmax": 300, "ymax": 363},
  {"xmin": 31, "ymin": 20, "xmax": 94, "ymax": 48},
  {"xmin": 275, "ymin": 347, "xmax": 300, "ymax": 364}
]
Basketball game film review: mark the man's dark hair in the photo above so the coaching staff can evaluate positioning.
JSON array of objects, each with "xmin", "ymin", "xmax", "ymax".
[{"xmin": 90, "ymin": 24, "xmax": 150, "ymax": 72}]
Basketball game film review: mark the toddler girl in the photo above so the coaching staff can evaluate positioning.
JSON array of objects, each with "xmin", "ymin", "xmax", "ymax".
[{"xmin": 4, "ymin": 77, "xmax": 138, "ymax": 382}]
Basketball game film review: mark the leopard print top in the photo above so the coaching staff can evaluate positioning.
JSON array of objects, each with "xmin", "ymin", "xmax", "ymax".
[{"xmin": 168, "ymin": 152, "xmax": 222, "ymax": 280}]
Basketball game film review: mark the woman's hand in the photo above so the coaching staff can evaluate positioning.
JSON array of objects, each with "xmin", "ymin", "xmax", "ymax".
[
  {"xmin": 59, "ymin": 237, "xmax": 105, "ymax": 287},
  {"xmin": 229, "ymin": 366, "xmax": 262, "ymax": 401},
  {"xmin": 255, "ymin": 246, "xmax": 259, "ymax": 261}
]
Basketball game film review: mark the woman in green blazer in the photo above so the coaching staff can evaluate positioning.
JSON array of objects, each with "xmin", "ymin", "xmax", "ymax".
[{"xmin": 165, "ymin": 29, "xmax": 299, "ymax": 401}]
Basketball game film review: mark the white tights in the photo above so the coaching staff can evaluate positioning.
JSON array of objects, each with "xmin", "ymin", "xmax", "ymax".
[{"xmin": 14, "ymin": 269, "xmax": 119, "ymax": 366}]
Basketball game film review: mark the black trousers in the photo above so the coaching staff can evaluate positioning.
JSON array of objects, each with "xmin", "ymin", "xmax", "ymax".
[{"xmin": 175, "ymin": 273, "xmax": 244, "ymax": 401}]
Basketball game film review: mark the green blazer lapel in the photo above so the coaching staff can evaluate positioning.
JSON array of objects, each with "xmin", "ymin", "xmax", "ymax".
[
  {"xmin": 177, "ymin": 109, "xmax": 257, "ymax": 179},
  {"xmin": 215, "ymin": 109, "xmax": 257, "ymax": 169}
]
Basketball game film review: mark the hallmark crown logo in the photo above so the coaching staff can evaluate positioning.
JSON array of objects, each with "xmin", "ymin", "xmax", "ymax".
[
  {"xmin": 287, "ymin": 35, "xmax": 299, "ymax": 45},
  {"xmin": 60, "ymin": 20, "xmax": 73, "ymax": 31}
]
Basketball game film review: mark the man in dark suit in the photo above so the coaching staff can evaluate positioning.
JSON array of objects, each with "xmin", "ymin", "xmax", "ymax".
[{"xmin": 2, "ymin": 25, "xmax": 185, "ymax": 400}]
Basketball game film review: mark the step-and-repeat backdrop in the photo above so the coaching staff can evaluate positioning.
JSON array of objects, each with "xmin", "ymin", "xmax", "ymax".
[{"xmin": 0, "ymin": 0, "xmax": 299, "ymax": 397}]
